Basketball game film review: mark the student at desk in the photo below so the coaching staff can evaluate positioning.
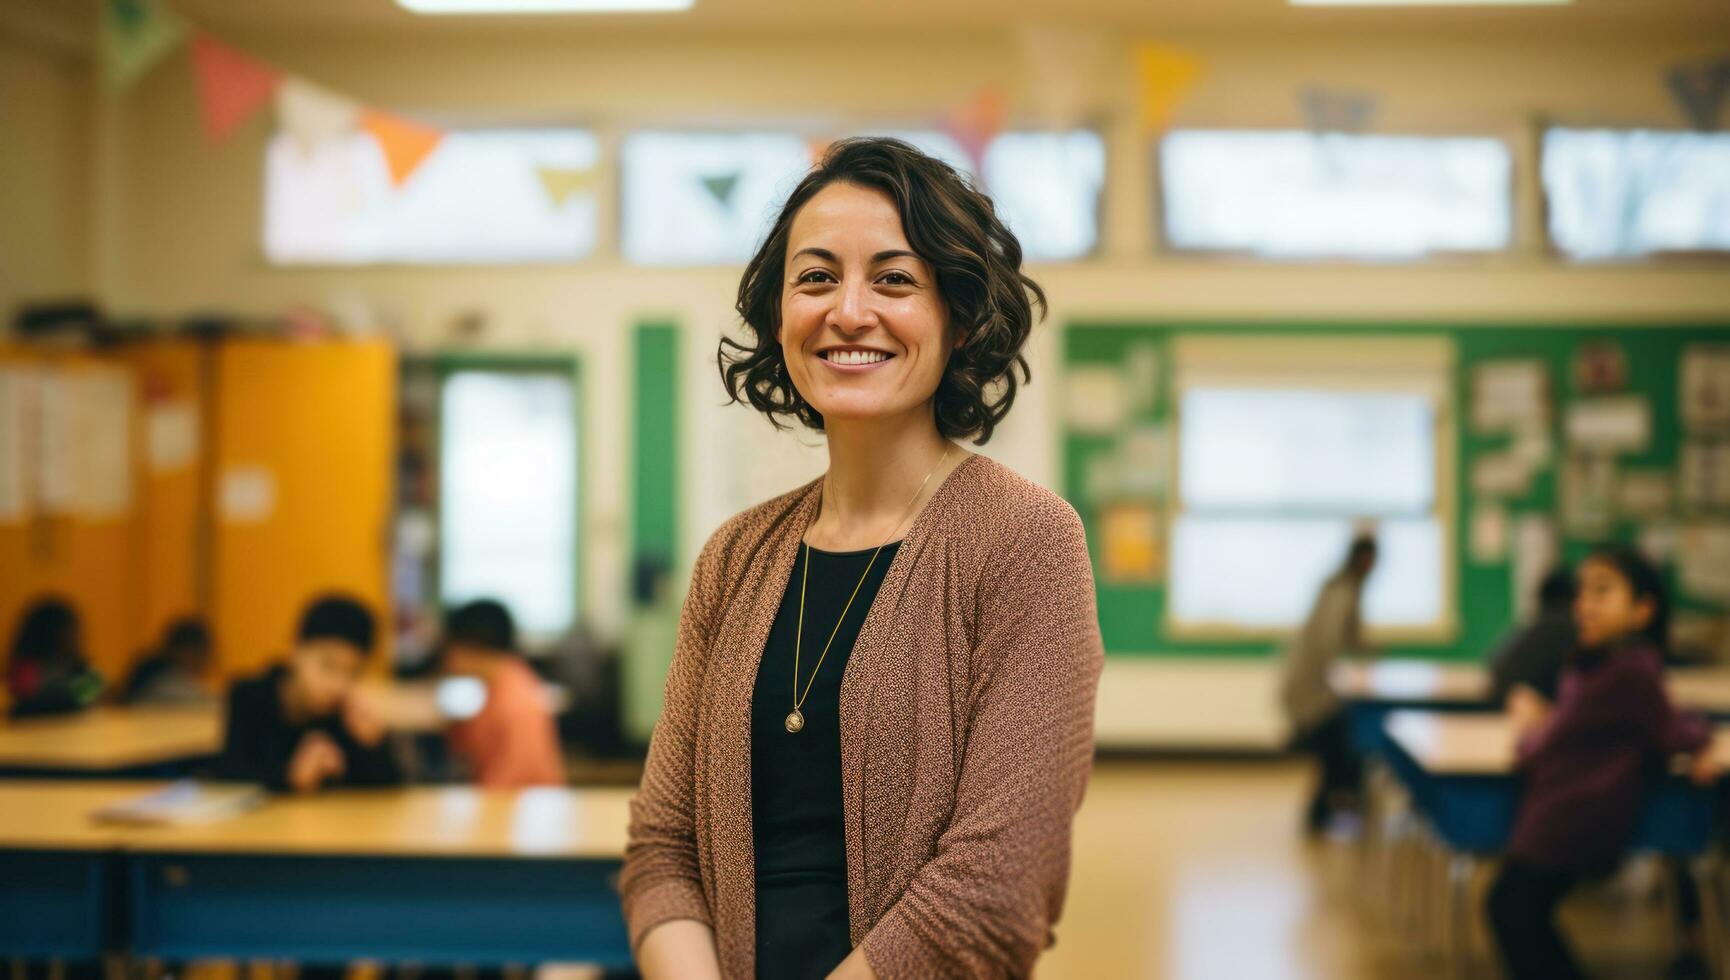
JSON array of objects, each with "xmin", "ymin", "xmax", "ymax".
[
  {"xmin": 6, "ymin": 597, "xmax": 104, "ymax": 719},
  {"xmin": 439, "ymin": 599, "xmax": 564, "ymax": 788},
  {"xmin": 1487, "ymin": 566, "xmax": 1577, "ymax": 707},
  {"xmin": 217, "ymin": 595, "xmax": 402, "ymax": 793},
  {"xmin": 1487, "ymin": 545, "xmax": 1717, "ymax": 980},
  {"xmin": 121, "ymin": 618, "xmax": 213, "ymax": 706}
]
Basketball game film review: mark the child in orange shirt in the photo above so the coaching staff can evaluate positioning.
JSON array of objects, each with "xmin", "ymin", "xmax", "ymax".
[{"xmin": 441, "ymin": 600, "xmax": 564, "ymax": 788}]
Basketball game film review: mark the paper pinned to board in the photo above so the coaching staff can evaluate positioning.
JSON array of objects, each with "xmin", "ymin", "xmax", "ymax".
[
  {"xmin": 219, "ymin": 465, "xmax": 276, "ymax": 523},
  {"xmin": 1099, "ymin": 500, "xmax": 1165, "ymax": 583},
  {"xmin": 1560, "ymin": 454, "xmax": 1617, "ymax": 537},
  {"xmin": 1065, "ymin": 366, "xmax": 1127, "ymax": 435},
  {"xmin": 1617, "ymin": 468, "xmax": 1673, "ymax": 519},
  {"xmin": 1682, "ymin": 346, "xmax": 1730, "ymax": 432},
  {"xmin": 146, "ymin": 402, "xmax": 199, "ymax": 473},
  {"xmin": 1116, "ymin": 423, "xmax": 1170, "ymax": 497},
  {"xmin": 1472, "ymin": 359, "xmax": 1549, "ymax": 434},
  {"xmin": 1680, "ymin": 439, "xmax": 1730, "ymax": 511},
  {"xmin": 1679, "ymin": 523, "xmax": 1730, "ymax": 601},
  {"xmin": 1566, "ymin": 397, "xmax": 1652, "ymax": 454},
  {"xmin": 1472, "ymin": 451, "xmax": 1532, "ymax": 498},
  {"xmin": 1470, "ymin": 502, "xmax": 1509, "ymax": 564}
]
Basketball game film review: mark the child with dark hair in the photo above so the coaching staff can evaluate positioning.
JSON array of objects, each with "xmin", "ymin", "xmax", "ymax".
[
  {"xmin": 441, "ymin": 599, "xmax": 563, "ymax": 788},
  {"xmin": 6, "ymin": 597, "xmax": 104, "ymax": 718},
  {"xmin": 1488, "ymin": 566, "xmax": 1578, "ymax": 706},
  {"xmin": 1487, "ymin": 545, "xmax": 1717, "ymax": 979},
  {"xmin": 122, "ymin": 618, "xmax": 213, "ymax": 705},
  {"xmin": 216, "ymin": 594, "xmax": 401, "ymax": 792}
]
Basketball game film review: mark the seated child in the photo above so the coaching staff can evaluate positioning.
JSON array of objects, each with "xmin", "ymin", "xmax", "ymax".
[
  {"xmin": 6, "ymin": 597, "xmax": 104, "ymax": 718},
  {"xmin": 122, "ymin": 618, "xmax": 213, "ymax": 705},
  {"xmin": 1486, "ymin": 544, "xmax": 1717, "ymax": 979},
  {"xmin": 217, "ymin": 595, "xmax": 402, "ymax": 792},
  {"xmin": 441, "ymin": 599, "xmax": 564, "ymax": 788}
]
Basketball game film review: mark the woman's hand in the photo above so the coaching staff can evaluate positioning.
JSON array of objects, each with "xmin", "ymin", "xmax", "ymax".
[
  {"xmin": 826, "ymin": 948, "xmax": 878, "ymax": 980},
  {"xmin": 637, "ymin": 918, "xmax": 722, "ymax": 980},
  {"xmin": 1506, "ymin": 685, "xmax": 1551, "ymax": 734}
]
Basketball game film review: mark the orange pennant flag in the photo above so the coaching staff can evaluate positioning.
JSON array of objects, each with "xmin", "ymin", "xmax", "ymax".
[
  {"xmin": 189, "ymin": 34, "xmax": 280, "ymax": 143},
  {"xmin": 360, "ymin": 110, "xmax": 445, "ymax": 187}
]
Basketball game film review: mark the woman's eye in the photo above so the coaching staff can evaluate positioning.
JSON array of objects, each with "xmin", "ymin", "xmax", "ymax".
[
  {"xmin": 796, "ymin": 270, "xmax": 836, "ymax": 284},
  {"xmin": 879, "ymin": 272, "xmax": 915, "ymax": 286}
]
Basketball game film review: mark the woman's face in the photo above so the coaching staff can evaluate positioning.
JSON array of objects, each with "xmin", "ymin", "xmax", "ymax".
[
  {"xmin": 778, "ymin": 181, "xmax": 955, "ymax": 429},
  {"xmin": 1574, "ymin": 558, "xmax": 1653, "ymax": 648}
]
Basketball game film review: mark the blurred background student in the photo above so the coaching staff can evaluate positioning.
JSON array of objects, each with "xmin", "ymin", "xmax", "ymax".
[
  {"xmin": 120, "ymin": 617, "xmax": 213, "ymax": 706},
  {"xmin": 1487, "ymin": 545, "xmax": 1716, "ymax": 980},
  {"xmin": 1487, "ymin": 566, "xmax": 1577, "ymax": 708},
  {"xmin": 5, "ymin": 597, "xmax": 104, "ymax": 719},
  {"xmin": 217, "ymin": 594, "xmax": 402, "ymax": 793},
  {"xmin": 1280, "ymin": 534, "xmax": 1378, "ymax": 835},
  {"xmin": 440, "ymin": 599, "xmax": 564, "ymax": 788}
]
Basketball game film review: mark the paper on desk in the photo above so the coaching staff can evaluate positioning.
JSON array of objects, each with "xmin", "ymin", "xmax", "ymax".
[{"xmin": 92, "ymin": 780, "xmax": 264, "ymax": 826}]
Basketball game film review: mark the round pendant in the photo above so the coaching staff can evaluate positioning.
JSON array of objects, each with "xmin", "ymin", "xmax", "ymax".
[{"xmin": 784, "ymin": 709, "xmax": 805, "ymax": 733}]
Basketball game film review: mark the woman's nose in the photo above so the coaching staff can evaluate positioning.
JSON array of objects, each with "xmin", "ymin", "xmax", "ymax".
[{"xmin": 827, "ymin": 279, "xmax": 876, "ymax": 333}]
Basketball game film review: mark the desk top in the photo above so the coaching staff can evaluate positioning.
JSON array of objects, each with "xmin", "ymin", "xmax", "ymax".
[
  {"xmin": 0, "ymin": 780, "xmax": 162, "ymax": 849},
  {"xmin": 129, "ymin": 785, "xmax": 634, "ymax": 858},
  {"xmin": 0, "ymin": 705, "xmax": 221, "ymax": 770},
  {"xmin": 1384, "ymin": 710, "xmax": 1730, "ymax": 777},
  {"xmin": 1331, "ymin": 661, "xmax": 1489, "ymax": 705},
  {"xmin": 0, "ymin": 782, "xmax": 633, "ymax": 859}
]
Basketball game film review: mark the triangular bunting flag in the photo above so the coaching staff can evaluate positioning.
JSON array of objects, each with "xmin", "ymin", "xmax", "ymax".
[
  {"xmin": 190, "ymin": 34, "xmax": 281, "ymax": 143},
  {"xmin": 535, "ymin": 166, "xmax": 598, "ymax": 207},
  {"xmin": 942, "ymin": 86, "xmax": 1006, "ymax": 173},
  {"xmin": 360, "ymin": 110, "xmax": 445, "ymax": 187},
  {"xmin": 101, "ymin": 0, "xmax": 187, "ymax": 91},
  {"xmin": 1134, "ymin": 42, "xmax": 1204, "ymax": 130},
  {"xmin": 1666, "ymin": 57, "xmax": 1730, "ymax": 131},
  {"xmin": 276, "ymin": 76, "xmax": 361, "ymax": 158},
  {"xmin": 700, "ymin": 172, "xmax": 742, "ymax": 209}
]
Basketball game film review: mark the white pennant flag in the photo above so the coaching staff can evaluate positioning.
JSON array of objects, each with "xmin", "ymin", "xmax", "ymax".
[{"xmin": 276, "ymin": 76, "xmax": 360, "ymax": 158}]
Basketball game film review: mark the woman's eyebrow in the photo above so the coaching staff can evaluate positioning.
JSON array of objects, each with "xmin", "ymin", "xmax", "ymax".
[
  {"xmin": 872, "ymin": 249, "xmax": 920, "ymax": 264},
  {"xmin": 790, "ymin": 247, "xmax": 838, "ymax": 263}
]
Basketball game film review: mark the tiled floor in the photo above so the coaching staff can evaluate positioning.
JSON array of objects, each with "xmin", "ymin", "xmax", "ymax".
[{"xmin": 1041, "ymin": 758, "xmax": 1697, "ymax": 979}]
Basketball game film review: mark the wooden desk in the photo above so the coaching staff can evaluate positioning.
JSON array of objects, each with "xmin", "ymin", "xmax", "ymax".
[
  {"xmin": 0, "ymin": 706, "xmax": 220, "ymax": 775},
  {"xmin": 1669, "ymin": 669, "xmax": 1730, "ymax": 716},
  {"xmin": 0, "ymin": 781, "xmax": 164, "ymax": 958},
  {"xmin": 1385, "ymin": 710, "xmax": 1730, "ymax": 776},
  {"xmin": 127, "ymin": 786, "xmax": 635, "ymax": 966},
  {"xmin": 1331, "ymin": 661, "xmax": 1490, "ymax": 706}
]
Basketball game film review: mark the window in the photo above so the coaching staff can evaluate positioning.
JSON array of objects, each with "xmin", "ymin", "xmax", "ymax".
[
  {"xmin": 439, "ymin": 368, "xmax": 578, "ymax": 637},
  {"xmin": 1168, "ymin": 336, "xmax": 1455, "ymax": 638},
  {"xmin": 620, "ymin": 128, "xmax": 1105, "ymax": 265},
  {"xmin": 1160, "ymin": 130, "xmax": 1512, "ymax": 259},
  {"xmin": 867, "ymin": 129, "xmax": 1105, "ymax": 261},
  {"xmin": 264, "ymin": 128, "xmax": 599, "ymax": 265},
  {"xmin": 620, "ymin": 131, "xmax": 812, "ymax": 266},
  {"xmin": 1543, "ymin": 128, "xmax": 1730, "ymax": 260}
]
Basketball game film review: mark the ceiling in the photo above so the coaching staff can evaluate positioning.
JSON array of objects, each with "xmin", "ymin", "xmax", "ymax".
[{"xmin": 54, "ymin": 0, "xmax": 1730, "ymax": 41}]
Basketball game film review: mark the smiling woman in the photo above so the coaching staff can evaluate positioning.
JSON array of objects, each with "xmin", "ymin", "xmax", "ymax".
[{"xmin": 622, "ymin": 137, "xmax": 1103, "ymax": 980}]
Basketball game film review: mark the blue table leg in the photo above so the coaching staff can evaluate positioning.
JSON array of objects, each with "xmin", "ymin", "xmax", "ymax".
[{"xmin": 0, "ymin": 850, "xmax": 119, "ymax": 959}]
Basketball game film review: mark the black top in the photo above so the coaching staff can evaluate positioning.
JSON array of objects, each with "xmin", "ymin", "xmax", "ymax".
[
  {"xmin": 1487, "ymin": 608, "xmax": 1577, "ymax": 704},
  {"xmin": 216, "ymin": 665, "xmax": 403, "ymax": 791},
  {"xmin": 751, "ymin": 539, "xmax": 900, "ymax": 980}
]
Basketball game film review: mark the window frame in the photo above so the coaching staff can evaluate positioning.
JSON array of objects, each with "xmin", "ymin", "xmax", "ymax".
[
  {"xmin": 1539, "ymin": 124, "xmax": 1730, "ymax": 265},
  {"xmin": 1165, "ymin": 334, "xmax": 1460, "ymax": 644},
  {"xmin": 431, "ymin": 352, "xmax": 586, "ymax": 645}
]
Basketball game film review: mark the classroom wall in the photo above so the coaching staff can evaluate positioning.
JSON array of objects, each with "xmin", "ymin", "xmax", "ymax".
[
  {"xmin": 73, "ymin": 26, "xmax": 1730, "ymax": 643},
  {"xmin": 0, "ymin": 27, "xmax": 92, "ymax": 316}
]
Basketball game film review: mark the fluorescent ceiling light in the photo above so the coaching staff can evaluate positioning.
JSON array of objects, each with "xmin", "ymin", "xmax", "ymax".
[
  {"xmin": 1292, "ymin": 0, "xmax": 1569, "ymax": 5},
  {"xmin": 397, "ymin": 0, "xmax": 693, "ymax": 13}
]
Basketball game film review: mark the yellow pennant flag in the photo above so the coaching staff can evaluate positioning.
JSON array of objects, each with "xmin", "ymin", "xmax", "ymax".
[
  {"xmin": 1134, "ymin": 42, "xmax": 1204, "ymax": 130},
  {"xmin": 535, "ymin": 166, "xmax": 598, "ymax": 207}
]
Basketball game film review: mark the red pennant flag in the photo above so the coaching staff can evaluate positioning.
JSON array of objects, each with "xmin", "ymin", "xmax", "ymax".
[
  {"xmin": 360, "ymin": 109, "xmax": 445, "ymax": 187},
  {"xmin": 189, "ymin": 34, "xmax": 280, "ymax": 143}
]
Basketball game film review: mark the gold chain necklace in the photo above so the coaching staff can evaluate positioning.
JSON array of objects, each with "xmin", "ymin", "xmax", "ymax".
[{"xmin": 785, "ymin": 445, "xmax": 951, "ymax": 734}]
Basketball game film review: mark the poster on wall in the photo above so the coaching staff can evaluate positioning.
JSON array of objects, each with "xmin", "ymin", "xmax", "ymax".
[
  {"xmin": 1572, "ymin": 341, "xmax": 1627, "ymax": 394},
  {"xmin": 1469, "ymin": 502, "xmax": 1509, "ymax": 564},
  {"xmin": 1099, "ymin": 500, "xmax": 1165, "ymax": 583},
  {"xmin": 1566, "ymin": 397, "xmax": 1652, "ymax": 454},
  {"xmin": 1560, "ymin": 454, "xmax": 1616, "ymax": 537},
  {"xmin": 1616, "ymin": 468, "xmax": 1674, "ymax": 519},
  {"xmin": 1472, "ymin": 359, "xmax": 1548, "ymax": 434},
  {"xmin": 1681, "ymin": 439, "xmax": 1730, "ymax": 512},
  {"xmin": 1115, "ymin": 423, "xmax": 1170, "ymax": 497},
  {"xmin": 1679, "ymin": 523, "xmax": 1730, "ymax": 601},
  {"xmin": 1682, "ymin": 346, "xmax": 1730, "ymax": 433},
  {"xmin": 1065, "ymin": 366, "xmax": 1128, "ymax": 435}
]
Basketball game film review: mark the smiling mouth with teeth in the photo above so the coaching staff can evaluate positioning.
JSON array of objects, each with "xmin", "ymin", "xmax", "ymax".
[{"xmin": 822, "ymin": 350, "xmax": 892, "ymax": 365}]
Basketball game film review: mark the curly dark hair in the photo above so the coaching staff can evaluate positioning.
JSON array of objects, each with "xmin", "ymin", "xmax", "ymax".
[{"xmin": 718, "ymin": 136, "xmax": 1047, "ymax": 445}]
